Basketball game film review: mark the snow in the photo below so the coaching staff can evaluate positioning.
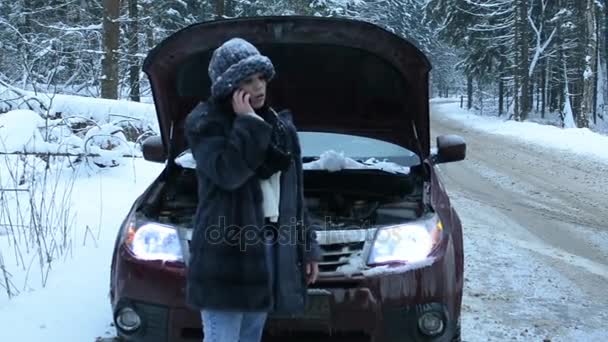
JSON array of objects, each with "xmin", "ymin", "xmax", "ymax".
[
  {"xmin": 333, "ymin": 250, "xmax": 436, "ymax": 277},
  {"xmin": 44, "ymin": 24, "xmax": 102, "ymax": 31},
  {"xmin": 2, "ymin": 91, "xmax": 608, "ymax": 341},
  {"xmin": 583, "ymin": 66, "xmax": 593, "ymax": 80},
  {"xmin": 0, "ymin": 109, "xmax": 142, "ymax": 167},
  {"xmin": 336, "ymin": 252, "xmax": 366, "ymax": 275},
  {"xmin": 432, "ymin": 99, "xmax": 608, "ymax": 340},
  {"xmin": 446, "ymin": 192, "xmax": 608, "ymax": 342},
  {"xmin": 362, "ymin": 257, "xmax": 436, "ymax": 277},
  {"xmin": 0, "ymin": 91, "xmax": 162, "ymax": 340},
  {"xmin": 0, "ymin": 84, "xmax": 159, "ymax": 134},
  {"xmin": 0, "ymin": 159, "xmax": 164, "ymax": 341},
  {"xmin": 562, "ymin": 88, "xmax": 576, "ymax": 129},
  {"xmin": 0, "ymin": 110, "xmax": 46, "ymax": 152},
  {"xmin": 430, "ymin": 100, "xmax": 608, "ymax": 163},
  {"xmin": 306, "ymin": 288, "xmax": 332, "ymax": 295},
  {"xmin": 166, "ymin": 8, "xmax": 180, "ymax": 16},
  {"xmin": 303, "ymin": 150, "xmax": 410, "ymax": 174},
  {"xmin": 175, "ymin": 149, "xmax": 197, "ymax": 169}
]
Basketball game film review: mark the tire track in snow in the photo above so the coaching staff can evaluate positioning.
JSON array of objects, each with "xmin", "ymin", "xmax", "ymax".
[{"xmin": 430, "ymin": 103, "xmax": 608, "ymax": 341}]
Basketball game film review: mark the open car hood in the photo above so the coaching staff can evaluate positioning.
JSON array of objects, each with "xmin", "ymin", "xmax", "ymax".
[{"xmin": 143, "ymin": 16, "xmax": 432, "ymax": 159}]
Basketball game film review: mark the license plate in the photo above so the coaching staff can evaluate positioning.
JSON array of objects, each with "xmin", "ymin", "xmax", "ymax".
[
  {"xmin": 301, "ymin": 294, "xmax": 331, "ymax": 319},
  {"xmin": 267, "ymin": 293, "xmax": 332, "ymax": 320}
]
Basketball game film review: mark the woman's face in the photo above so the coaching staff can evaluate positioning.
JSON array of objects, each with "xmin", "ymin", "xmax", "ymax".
[{"xmin": 238, "ymin": 73, "xmax": 267, "ymax": 109}]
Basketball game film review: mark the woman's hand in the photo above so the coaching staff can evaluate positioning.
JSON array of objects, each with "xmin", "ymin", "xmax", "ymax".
[
  {"xmin": 306, "ymin": 262, "xmax": 319, "ymax": 285},
  {"xmin": 232, "ymin": 89, "xmax": 261, "ymax": 120}
]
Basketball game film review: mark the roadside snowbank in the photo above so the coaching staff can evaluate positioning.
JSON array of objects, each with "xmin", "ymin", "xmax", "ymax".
[{"xmin": 431, "ymin": 100, "xmax": 608, "ymax": 164}]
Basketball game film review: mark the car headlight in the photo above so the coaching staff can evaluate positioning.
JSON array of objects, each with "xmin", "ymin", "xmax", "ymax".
[
  {"xmin": 368, "ymin": 215, "xmax": 443, "ymax": 265},
  {"xmin": 124, "ymin": 222, "xmax": 184, "ymax": 262}
]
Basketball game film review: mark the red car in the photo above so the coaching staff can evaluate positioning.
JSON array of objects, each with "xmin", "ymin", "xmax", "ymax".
[{"xmin": 110, "ymin": 16, "xmax": 466, "ymax": 342}]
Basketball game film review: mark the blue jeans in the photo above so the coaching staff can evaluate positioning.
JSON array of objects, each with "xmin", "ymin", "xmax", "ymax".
[
  {"xmin": 201, "ymin": 310, "xmax": 268, "ymax": 342},
  {"xmin": 200, "ymin": 237, "xmax": 275, "ymax": 342}
]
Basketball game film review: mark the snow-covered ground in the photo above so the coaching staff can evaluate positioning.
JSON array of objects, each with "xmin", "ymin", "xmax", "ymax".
[
  {"xmin": 1, "ymin": 95, "xmax": 607, "ymax": 341},
  {"xmin": 432, "ymin": 99, "xmax": 608, "ymax": 341},
  {"xmin": 0, "ymin": 159, "xmax": 164, "ymax": 341}
]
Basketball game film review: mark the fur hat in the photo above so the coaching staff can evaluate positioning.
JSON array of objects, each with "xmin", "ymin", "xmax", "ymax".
[{"xmin": 208, "ymin": 38, "xmax": 275, "ymax": 100}]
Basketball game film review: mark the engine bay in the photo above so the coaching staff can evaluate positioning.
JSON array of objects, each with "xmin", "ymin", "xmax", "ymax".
[{"xmin": 150, "ymin": 167, "xmax": 424, "ymax": 229}]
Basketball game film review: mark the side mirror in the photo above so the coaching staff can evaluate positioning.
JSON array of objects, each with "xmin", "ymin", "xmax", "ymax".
[
  {"xmin": 142, "ymin": 136, "xmax": 167, "ymax": 163},
  {"xmin": 434, "ymin": 135, "xmax": 466, "ymax": 164}
]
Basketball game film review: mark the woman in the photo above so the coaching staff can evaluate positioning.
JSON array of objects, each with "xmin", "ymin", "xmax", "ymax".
[{"xmin": 184, "ymin": 37, "xmax": 322, "ymax": 342}]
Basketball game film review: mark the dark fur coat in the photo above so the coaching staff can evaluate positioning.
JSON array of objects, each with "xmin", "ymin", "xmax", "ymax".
[{"xmin": 184, "ymin": 100, "xmax": 322, "ymax": 314}]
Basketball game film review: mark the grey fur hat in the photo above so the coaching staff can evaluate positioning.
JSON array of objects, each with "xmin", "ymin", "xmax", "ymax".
[{"xmin": 208, "ymin": 38, "xmax": 275, "ymax": 100}]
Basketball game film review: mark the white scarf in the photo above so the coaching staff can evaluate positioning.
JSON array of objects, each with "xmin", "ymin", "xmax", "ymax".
[{"xmin": 259, "ymin": 171, "xmax": 281, "ymax": 222}]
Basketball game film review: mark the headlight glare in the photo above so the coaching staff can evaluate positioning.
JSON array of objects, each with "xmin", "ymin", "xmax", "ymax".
[
  {"xmin": 126, "ymin": 223, "xmax": 184, "ymax": 262},
  {"xmin": 368, "ymin": 215, "xmax": 443, "ymax": 265}
]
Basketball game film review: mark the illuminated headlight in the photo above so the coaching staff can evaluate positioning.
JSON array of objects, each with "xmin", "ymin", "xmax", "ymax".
[
  {"xmin": 125, "ymin": 222, "xmax": 184, "ymax": 262},
  {"xmin": 368, "ymin": 215, "xmax": 443, "ymax": 265}
]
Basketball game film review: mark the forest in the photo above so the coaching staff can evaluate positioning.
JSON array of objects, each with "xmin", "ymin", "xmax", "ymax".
[{"xmin": 1, "ymin": 0, "xmax": 606, "ymax": 129}]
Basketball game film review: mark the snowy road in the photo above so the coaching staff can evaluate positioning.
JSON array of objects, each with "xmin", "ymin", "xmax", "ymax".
[{"xmin": 431, "ymin": 103, "xmax": 608, "ymax": 341}]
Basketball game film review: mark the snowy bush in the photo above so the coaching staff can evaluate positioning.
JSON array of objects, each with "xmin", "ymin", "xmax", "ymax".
[
  {"xmin": 0, "ymin": 83, "xmax": 159, "ymax": 168},
  {"xmin": 0, "ymin": 152, "xmax": 78, "ymax": 298},
  {"xmin": 0, "ymin": 90, "xmax": 159, "ymax": 299}
]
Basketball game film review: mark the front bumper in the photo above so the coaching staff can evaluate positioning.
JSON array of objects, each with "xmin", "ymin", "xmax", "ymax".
[
  {"xmin": 111, "ymin": 244, "xmax": 462, "ymax": 342},
  {"xmin": 112, "ymin": 298, "xmax": 459, "ymax": 342}
]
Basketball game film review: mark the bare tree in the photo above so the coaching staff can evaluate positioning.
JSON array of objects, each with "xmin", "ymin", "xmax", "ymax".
[
  {"xmin": 127, "ymin": 0, "xmax": 140, "ymax": 102},
  {"xmin": 101, "ymin": 0, "xmax": 121, "ymax": 99}
]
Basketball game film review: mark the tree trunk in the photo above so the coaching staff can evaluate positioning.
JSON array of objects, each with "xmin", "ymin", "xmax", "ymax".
[
  {"xmin": 128, "ymin": 0, "xmax": 140, "ymax": 102},
  {"xmin": 20, "ymin": 0, "xmax": 33, "ymax": 34},
  {"xmin": 215, "ymin": 0, "xmax": 225, "ymax": 18},
  {"xmin": 467, "ymin": 75, "xmax": 473, "ymax": 110},
  {"xmin": 605, "ymin": 0, "xmax": 608, "ymax": 108},
  {"xmin": 498, "ymin": 76, "xmax": 504, "ymax": 116},
  {"xmin": 514, "ymin": 77, "xmax": 520, "ymax": 119},
  {"xmin": 552, "ymin": 6, "xmax": 565, "ymax": 114},
  {"xmin": 478, "ymin": 78, "xmax": 484, "ymax": 115},
  {"xmin": 101, "ymin": 0, "xmax": 121, "ymax": 100},
  {"xmin": 580, "ymin": 0, "xmax": 596, "ymax": 128},
  {"xmin": 536, "ymin": 74, "xmax": 540, "ymax": 113},
  {"xmin": 530, "ymin": 76, "xmax": 536, "ymax": 113},
  {"xmin": 593, "ymin": 4, "xmax": 601, "ymax": 124},
  {"xmin": 541, "ymin": 56, "xmax": 547, "ymax": 118},
  {"xmin": 515, "ymin": 0, "xmax": 530, "ymax": 121}
]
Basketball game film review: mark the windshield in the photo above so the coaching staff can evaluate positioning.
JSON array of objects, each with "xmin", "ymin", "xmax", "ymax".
[
  {"xmin": 298, "ymin": 132, "xmax": 421, "ymax": 167},
  {"xmin": 174, "ymin": 131, "xmax": 421, "ymax": 171}
]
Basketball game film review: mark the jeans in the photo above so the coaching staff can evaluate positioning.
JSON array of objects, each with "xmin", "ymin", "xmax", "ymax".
[
  {"xmin": 201, "ymin": 310, "xmax": 268, "ymax": 342},
  {"xmin": 200, "ymin": 236, "xmax": 275, "ymax": 342}
]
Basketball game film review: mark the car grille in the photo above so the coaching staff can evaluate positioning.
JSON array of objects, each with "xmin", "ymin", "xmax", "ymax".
[
  {"xmin": 181, "ymin": 227, "xmax": 370, "ymax": 275},
  {"xmin": 318, "ymin": 241, "xmax": 365, "ymax": 275}
]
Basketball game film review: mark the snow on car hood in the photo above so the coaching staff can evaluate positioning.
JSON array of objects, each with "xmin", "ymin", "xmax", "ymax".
[
  {"xmin": 302, "ymin": 150, "xmax": 410, "ymax": 174},
  {"xmin": 175, "ymin": 149, "xmax": 410, "ymax": 175}
]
